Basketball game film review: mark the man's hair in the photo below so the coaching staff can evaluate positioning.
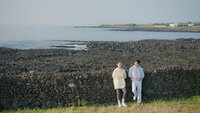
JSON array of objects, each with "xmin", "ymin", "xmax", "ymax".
[{"xmin": 135, "ymin": 59, "xmax": 141, "ymax": 64}]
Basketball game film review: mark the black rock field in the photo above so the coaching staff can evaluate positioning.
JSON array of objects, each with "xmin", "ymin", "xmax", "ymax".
[
  {"xmin": 0, "ymin": 38, "xmax": 200, "ymax": 75},
  {"xmin": 0, "ymin": 38, "xmax": 200, "ymax": 109}
]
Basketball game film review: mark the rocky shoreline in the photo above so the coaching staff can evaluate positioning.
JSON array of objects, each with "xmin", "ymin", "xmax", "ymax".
[
  {"xmin": 109, "ymin": 27, "xmax": 200, "ymax": 33},
  {"xmin": 0, "ymin": 38, "xmax": 200, "ymax": 75}
]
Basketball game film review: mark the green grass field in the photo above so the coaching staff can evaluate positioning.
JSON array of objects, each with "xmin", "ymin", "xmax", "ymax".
[
  {"xmin": 99, "ymin": 23, "xmax": 200, "ymax": 30},
  {"xmin": 2, "ymin": 96, "xmax": 200, "ymax": 113}
]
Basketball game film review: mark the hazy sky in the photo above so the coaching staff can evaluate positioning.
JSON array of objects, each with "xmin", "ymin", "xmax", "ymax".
[{"xmin": 0, "ymin": 0, "xmax": 200, "ymax": 26}]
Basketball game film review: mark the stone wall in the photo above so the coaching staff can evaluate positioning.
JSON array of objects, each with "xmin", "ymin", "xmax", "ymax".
[{"xmin": 0, "ymin": 67, "xmax": 200, "ymax": 110}]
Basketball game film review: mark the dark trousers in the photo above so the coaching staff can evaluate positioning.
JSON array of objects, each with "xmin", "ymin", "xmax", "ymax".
[{"xmin": 116, "ymin": 87, "xmax": 127, "ymax": 101}]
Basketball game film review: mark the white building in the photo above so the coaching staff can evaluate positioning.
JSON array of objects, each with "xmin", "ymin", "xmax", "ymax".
[
  {"xmin": 188, "ymin": 24, "xmax": 193, "ymax": 27},
  {"xmin": 169, "ymin": 23, "xmax": 178, "ymax": 27}
]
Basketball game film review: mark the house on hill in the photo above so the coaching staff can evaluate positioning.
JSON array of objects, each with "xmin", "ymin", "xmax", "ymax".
[
  {"xmin": 169, "ymin": 23, "xmax": 178, "ymax": 27},
  {"xmin": 188, "ymin": 23, "xmax": 194, "ymax": 27}
]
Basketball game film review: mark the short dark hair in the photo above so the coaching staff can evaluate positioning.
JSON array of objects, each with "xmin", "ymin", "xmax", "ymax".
[{"xmin": 135, "ymin": 59, "xmax": 141, "ymax": 64}]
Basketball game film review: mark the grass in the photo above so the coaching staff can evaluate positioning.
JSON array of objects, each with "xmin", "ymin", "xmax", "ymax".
[
  {"xmin": 1, "ymin": 96, "xmax": 200, "ymax": 113},
  {"xmin": 99, "ymin": 23, "xmax": 200, "ymax": 30},
  {"xmin": 136, "ymin": 24, "xmax": 154, "ymax": 28},
  {"xmin": 172, "ymin": 26, "xmax": 200, "ymax": 30}
]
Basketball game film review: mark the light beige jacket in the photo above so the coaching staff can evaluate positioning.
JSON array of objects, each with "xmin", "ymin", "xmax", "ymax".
[{"xmin": 112, "ymin": 68, "xmax": 127, "ymax": 89}]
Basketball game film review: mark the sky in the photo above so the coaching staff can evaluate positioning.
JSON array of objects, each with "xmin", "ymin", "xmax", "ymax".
[{"xmin": 0, "ymin": 0, "xmax": 200, "ymax": 26}]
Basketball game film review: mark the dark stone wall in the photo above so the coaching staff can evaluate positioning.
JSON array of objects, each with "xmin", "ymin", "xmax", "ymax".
[{"xmin": 0, "ymin": 68, "xmax": 200, "ymax": 110}]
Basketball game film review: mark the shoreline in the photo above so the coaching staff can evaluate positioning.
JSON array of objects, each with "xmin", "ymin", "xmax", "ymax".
[
  {"xmin": 0, "ymin": 38, "xmax": 200, "ymax": 75},
  {"xmin": 109, "ymin": 27, "xmax": 200, "ymax": 33},
  {"xmin": 1, "ymin": 38, "xmax": 200, "ymax": 50},
  {"xmin": 74, "ymin": 26, "xmax": 200, "ymax": 33}
]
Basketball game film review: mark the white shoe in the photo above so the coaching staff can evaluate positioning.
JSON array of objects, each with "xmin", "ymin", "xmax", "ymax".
[
  {"xmin": 118, "ymin": 100, "xmax": 121, "ymax": 108},
  {"xmin": 137, "ymin": 103, "xmax": 141, "ymax": 106},
  {"xmin": 121, "ymin": 103, "xmax": 127, "ymax": 107},
  {"xmin": 133, "ymin": 95, "xmax": 136, "ymax": 101},
  {"xmin": 122, "ymin": 98, "xmax": 127, "ymax": 107}
]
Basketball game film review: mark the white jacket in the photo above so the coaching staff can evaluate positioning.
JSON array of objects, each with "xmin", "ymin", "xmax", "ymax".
[
  {"xmin": 128, "ymin": 65, "xmax": 144, "ymax": 81},
  {"xmin": 112, "ymin": 68, "xmax": 127, "ymax": 89}
]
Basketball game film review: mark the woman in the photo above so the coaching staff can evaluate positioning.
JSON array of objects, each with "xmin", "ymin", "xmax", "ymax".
[{"xmin": 112, "ymin": 62, "xmax": 127, "ymax": 108}]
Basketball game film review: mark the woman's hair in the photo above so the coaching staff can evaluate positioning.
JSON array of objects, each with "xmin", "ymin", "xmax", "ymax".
[{"xmin": 116, "ymin": 61, "xmax": 122, "ymax": 67}]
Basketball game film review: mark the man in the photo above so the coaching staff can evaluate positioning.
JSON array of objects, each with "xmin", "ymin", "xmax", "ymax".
[{"xmin": 128, "ymin": 60, "xmax": 145, "ymax": 106}]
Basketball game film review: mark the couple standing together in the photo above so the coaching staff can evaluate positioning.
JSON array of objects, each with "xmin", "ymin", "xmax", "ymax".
[{"xmin": 112, "ymin": 60, "xmax": 144, "ymax": 108}]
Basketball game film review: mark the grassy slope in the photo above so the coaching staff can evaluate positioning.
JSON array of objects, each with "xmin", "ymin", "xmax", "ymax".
[{"xmin": 2, "ymin": 96, "xmax": 200, "ymax": 113}]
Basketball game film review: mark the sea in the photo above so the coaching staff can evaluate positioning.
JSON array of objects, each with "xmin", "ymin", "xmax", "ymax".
[{"xmin": 0, "ymin": 24, "xmax": 200, "ymax": 50}]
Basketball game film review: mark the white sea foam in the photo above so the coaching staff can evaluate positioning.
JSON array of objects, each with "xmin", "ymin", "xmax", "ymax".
[{"xmin": 0, "ymin": 40, "xmax": 87, "ymax": 50}]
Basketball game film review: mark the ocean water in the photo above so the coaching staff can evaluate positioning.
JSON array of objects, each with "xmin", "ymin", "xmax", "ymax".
[{"xmin": 0, "ymin": 24, "xmax": 200, "ymax": 50}]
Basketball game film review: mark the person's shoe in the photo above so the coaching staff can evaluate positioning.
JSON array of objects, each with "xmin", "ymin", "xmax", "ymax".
[
  {"xmin": 137, "ymin": 103, "xmax": 141, "ymax": 107},
  {"xmin": 121, "ymin": 103, "xmax": 127, "ymax": 107},
  {"xmin": 118, "ymin": 100, "xmax": 121, "ymax": 108},
  {"xmin": 133, "ymin": 95, "xmax": 136, "ymax": 101},
  {"xmin": 121, "ymin": 98, "xmax": 127, "ymax": 107}
]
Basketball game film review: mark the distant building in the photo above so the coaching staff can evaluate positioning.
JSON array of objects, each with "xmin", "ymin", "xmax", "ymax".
[
  {"xmin": 169, "ymin": 23, "xmax": 178, "ymax": 27},
  {"xmin": 188, "ymin": 24, "xmax": 193, "ymax": 27}
]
